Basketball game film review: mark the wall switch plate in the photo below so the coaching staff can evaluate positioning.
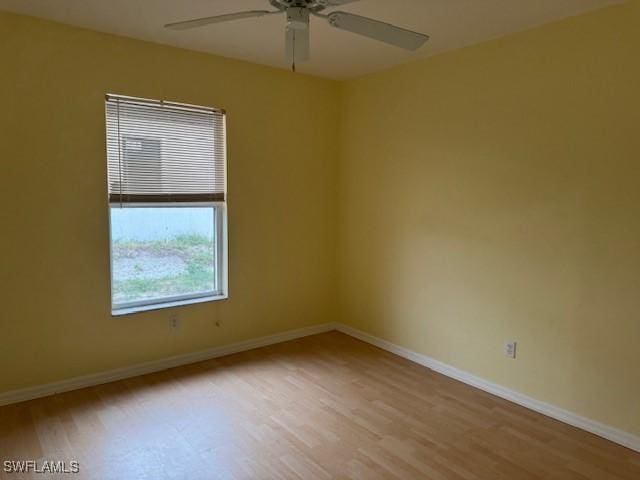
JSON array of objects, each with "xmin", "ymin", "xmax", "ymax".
[{"xmin": 504, "ymin": 340, "xmax": 517, "ymax": 359}]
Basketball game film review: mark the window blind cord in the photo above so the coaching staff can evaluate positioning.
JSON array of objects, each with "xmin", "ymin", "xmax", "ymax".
[{"xmin": 115, "ymin": 100, "xmax": 124, "ymax": 208}]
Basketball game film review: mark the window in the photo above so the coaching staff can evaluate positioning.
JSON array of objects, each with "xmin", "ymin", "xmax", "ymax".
[{"xmin": 106, "ymin": 94, "xmax": 227, "ymax": 315}]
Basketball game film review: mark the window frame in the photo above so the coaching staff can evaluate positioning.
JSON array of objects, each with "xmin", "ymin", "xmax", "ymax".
[{"xmin": 109, "ymin": 201, "xmax": 228, "ymax": 316}]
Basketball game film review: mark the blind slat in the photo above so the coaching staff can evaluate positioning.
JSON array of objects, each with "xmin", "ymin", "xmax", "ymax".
[{"xmin": 106, "ymin": 95, "xmax": 226, "ymax": 204}]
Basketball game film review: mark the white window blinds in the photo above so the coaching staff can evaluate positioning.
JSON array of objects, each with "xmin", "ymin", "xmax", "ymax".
[{"xmin": 106, "ymin": 94, "xmax": 226, "ymax": 204}]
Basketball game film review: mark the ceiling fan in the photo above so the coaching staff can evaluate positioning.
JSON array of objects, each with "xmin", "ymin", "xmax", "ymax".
[{"xmin": 165, "ymin": 0, "xmax": 430, "ymax": 71}]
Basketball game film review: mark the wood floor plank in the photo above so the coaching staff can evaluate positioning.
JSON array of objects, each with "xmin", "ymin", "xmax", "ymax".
[{"xmin": 0, "ymin": 332, "xmax": 638, "ymax": 479}]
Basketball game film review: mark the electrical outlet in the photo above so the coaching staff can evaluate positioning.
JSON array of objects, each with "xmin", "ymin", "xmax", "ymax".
[
  {"xmin": 169, "ymin": 313, "xmax": 180, "ymax": 331},
  {"xmin": 504, "ymin": 340, "xmax": 517, "ymax": 359}
]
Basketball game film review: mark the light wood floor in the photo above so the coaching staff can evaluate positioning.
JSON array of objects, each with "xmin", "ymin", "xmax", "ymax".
[{"xmin": 1, "ymin": 332, "xmax": 639, "ymax": 480}]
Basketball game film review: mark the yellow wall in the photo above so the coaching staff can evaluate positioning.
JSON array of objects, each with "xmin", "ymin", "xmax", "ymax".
[
  {"xmin": 338, "ymin": 1, "xmax": 639, "ymax": 436},
  {"xmin": 0, "ymin": 11, "xmax": 339, "ymax": 392},
  {"xmin": 2, "ymin": 2, "xmax": 639, "ymax": 439}
]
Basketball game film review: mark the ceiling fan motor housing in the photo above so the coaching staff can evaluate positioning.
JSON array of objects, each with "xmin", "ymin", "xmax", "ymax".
[
  {"xmin": 287, "ymin": 7, "xmax": 310, "ymax": 30},
  {"xmin": 270, "ymin": 0, "xmax": 328, "ymax": 14}
]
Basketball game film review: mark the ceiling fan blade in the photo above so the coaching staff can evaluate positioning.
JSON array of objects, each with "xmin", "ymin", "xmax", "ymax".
[
  {"xmin": 326, "ymin": 11, "xmax": 429, "ymax": 51},
  {"xmin": 165, "ymin": 10, "xmax": 277, "ymax": 30},
  {"xmin": 285, "ymin": 26, "xmax": 310, "ymax": 65}
]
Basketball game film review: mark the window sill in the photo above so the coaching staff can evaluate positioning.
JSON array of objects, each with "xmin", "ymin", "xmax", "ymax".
[{"xmin": 112, "ymin": 294, "xmax": 228, "ymax": 317}]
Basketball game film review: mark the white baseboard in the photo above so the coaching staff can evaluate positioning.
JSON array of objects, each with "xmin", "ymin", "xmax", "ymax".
[
  {"xmin": 334, "ymin": 323, "xmax": 640, "ymax": 453},
  {"xmin": 2, "ymin": 321, "xmax": 638, "ymax": 453},
  {"xmin": 0, "ymin": 323, "xmax": 335, "ymax": 407}
]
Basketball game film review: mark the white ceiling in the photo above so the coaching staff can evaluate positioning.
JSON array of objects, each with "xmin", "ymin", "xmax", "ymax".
[{"xmin": 0, "ymin": 0, "xmax": 623, "ymax": 79}]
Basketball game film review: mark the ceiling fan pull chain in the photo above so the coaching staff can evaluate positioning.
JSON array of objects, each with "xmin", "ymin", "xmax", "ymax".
[{"xmin": 292, "ymin": 29, "xmax": 297, "ymax": 72}]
